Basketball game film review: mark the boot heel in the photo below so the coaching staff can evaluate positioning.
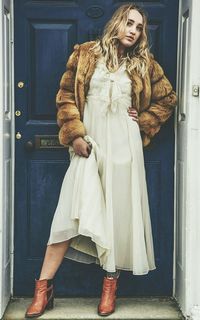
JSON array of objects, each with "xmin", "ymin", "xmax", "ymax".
[{"xmin": 46, "ymin": 297, "xmax": 54, "ymax": 310}]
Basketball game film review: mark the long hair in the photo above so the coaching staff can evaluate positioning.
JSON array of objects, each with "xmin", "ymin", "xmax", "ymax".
[{"xmin": 91, "ymin": 3, "xmax": 151, "ymax": 77}]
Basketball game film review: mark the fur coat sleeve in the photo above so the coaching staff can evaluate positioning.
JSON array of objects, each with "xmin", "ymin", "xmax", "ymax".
[
  {"xmin": 138, "ymin": 57, "xmax": 178, "ymax": 147},
  {"xmin": 56, "ymin": 45, "xmax": 86, "ymax": 146}
]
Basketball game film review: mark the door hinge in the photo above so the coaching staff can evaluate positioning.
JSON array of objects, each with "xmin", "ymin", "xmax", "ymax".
[{"xmin": 192, "ymin": 85, "xmax": 199, "ymax": 97}]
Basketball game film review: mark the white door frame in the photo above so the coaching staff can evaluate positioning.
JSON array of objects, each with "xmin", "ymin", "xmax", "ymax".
[
  {"xmin": 174, "ymin": 0, "xmax": 200, "ymax": 319},
  {"xmin": 0, "ymin": 0, "xmax": 15, "ymax": 318},
  {"xmin": 0, "ymin": 0, "xmax": 200, "ymax": 318}
]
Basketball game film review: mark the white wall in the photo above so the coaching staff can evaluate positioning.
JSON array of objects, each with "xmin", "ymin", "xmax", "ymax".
[{"xmin": 0, "ymin": 1, "xmax": 5, "ymax": 314}]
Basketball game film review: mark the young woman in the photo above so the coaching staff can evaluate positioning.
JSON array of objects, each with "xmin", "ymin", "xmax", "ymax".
[{"xmin": 25, "ymin": 3, "xmax": 177, "ymax": 318}]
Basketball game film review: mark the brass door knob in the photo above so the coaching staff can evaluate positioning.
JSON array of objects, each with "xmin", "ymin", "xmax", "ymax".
[
  {"xmin": 18, "ymin": 81, "xmax": 24, "ymax": 88},
  {"xmin": 15, "ymin": 110, "xmax": 21, "ymax": 116},
  {"xmin": 16, "ymin": 132, "xmax": 22, "ymax": 139}
]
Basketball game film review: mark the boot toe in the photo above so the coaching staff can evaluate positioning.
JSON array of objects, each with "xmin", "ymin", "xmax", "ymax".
[{"xmin": 98, "ymin": 302, "xmax": 115, "ymax": 316}]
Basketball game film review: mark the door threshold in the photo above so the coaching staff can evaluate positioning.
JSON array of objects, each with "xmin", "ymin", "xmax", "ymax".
[{"xmin": 3, "ymin": 297, "xmax": 184, "ymax": 319}]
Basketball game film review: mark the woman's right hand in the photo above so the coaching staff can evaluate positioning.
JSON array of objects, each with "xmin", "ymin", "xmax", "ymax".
[
  {"xmin": 72, "ymin": 137, "xmax": 91, "ymax": 158},
  {"xmin": 127, "ymin": 107, "xmax": 139, "ymax": 122}
]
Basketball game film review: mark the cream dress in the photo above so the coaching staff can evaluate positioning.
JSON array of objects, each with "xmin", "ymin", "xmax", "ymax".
[{"xmin": 47, "ymin": 57, "xmax": 156, "ymax": 275}]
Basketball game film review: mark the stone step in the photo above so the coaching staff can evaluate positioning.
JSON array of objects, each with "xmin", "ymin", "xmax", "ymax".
[{"xmin": 3, "ymin": 297, "xmax": 184, "ymax": 320}]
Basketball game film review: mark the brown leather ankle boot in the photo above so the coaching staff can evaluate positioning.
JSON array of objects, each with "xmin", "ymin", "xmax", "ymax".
[
  {"xmin": 98, "ymin": 276, "xmax": 118, "ymax": 316},
  {"xmin": 25, "ymin": 279, "xmax": 54, "ymax": 318}
]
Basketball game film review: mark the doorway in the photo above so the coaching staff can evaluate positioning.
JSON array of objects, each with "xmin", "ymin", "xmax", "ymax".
[{"xmin": 14, "ymin": 0, "xmax": 179, "ymax": 296}]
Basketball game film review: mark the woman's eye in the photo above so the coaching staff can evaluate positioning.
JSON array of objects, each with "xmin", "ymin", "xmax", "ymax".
[
  {"xmin": 137, "ymin": 26, "xmax": 142, "ymax": 31},
  {"xmin": 127, "ymin": 21, "xmax": 132, "ymax": 26}
]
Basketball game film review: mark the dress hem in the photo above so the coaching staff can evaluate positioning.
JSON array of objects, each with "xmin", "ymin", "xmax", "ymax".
[
  {"xmin": 47, "ymin": 233, "xmax": 156, "ymax": 275},
  {"xmin": 47, "ymin": 227, "xmax": 110, "ymax": 267},
  {"xmin": 64, "ymin": 252, "xmax": 157, "ymax": 275}
]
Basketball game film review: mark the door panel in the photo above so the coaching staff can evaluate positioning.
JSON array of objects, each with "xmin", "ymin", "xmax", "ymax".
[{"xmin": 14, "ymin": 0, "xmax": 179, "ymax": 296}]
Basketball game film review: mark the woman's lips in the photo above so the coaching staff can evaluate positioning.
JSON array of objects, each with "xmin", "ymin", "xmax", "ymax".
[{"xmin": 126, "ymin": 36, "xmax": 134, "ymax": 41}]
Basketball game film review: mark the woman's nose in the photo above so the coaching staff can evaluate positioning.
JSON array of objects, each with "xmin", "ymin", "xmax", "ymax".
[{"xmin": 130, "ymin": 26, "xmax": 136, "ymax": 34}]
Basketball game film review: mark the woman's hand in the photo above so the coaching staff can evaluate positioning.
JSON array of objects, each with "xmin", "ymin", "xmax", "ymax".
[
  {"xmin": 127, "ymin": 107, "xmax": 139, "ymax": 122},
  {"xmin": 72, "ymin": 137, "xmax": 92, "ymax": 158}
]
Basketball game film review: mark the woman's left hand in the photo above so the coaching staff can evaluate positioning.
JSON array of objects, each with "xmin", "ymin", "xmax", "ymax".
[{"xmin": 127, "ymin": 107, "xmax": 139, "ymax": 122}]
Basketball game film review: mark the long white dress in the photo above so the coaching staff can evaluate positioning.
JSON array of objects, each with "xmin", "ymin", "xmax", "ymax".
[{"xmin": 47, "ymin": 57, "xmax": 156, "ymax": 275}]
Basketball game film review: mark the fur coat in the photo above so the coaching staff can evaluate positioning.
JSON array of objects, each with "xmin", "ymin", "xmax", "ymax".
[{"xmin": 56, "ymin": 41, "xmax": 178, "ymax": 147}]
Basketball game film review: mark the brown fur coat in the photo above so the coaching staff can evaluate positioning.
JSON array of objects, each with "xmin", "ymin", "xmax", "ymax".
[{"xmin": 56, "ymin": 41, "xmax": 177, "ymax": 147}]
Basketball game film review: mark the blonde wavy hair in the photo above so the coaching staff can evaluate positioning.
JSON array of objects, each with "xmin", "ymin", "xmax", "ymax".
[{"xmin": 91, "ymin": 3, "xmax": 151, "ymax": 77}]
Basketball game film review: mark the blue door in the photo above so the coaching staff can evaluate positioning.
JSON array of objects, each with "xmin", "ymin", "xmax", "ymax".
[{"xmin": 14, "ymin": 0, "xmax": 179, "ymax": 296}]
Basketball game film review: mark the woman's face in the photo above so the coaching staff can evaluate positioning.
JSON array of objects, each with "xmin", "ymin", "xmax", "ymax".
[{"xmin": 118, "ymin": 9, "xmax": 143, "ymax": 49}]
